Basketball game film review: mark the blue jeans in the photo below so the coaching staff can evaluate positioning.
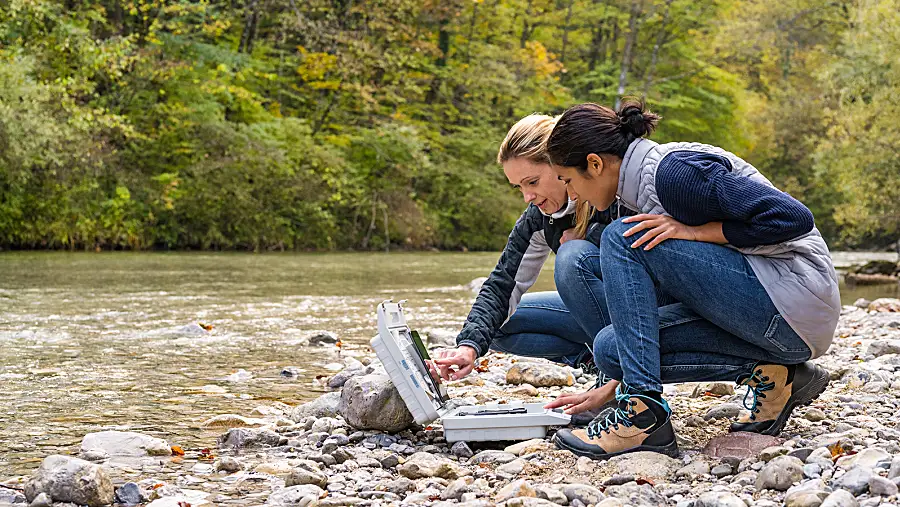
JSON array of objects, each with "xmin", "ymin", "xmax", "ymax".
[
  {"xmin": 595, "ymin": 218, "xmax": 812, "ymax": 393},
  {"xmin": 489, "ymin": 291, "xmax": 594, "ymax": 367}
]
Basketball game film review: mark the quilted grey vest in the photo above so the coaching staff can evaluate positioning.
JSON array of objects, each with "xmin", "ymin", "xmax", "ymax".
[{"xmin": 616, "ymin": 139, "xmax": 840, "ymax": 358}]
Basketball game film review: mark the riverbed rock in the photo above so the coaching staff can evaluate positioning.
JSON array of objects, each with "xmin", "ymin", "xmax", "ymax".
[
  {"xmin": 200, "ymin": 414, "xmax": 266, "ymax": 428},
  {"xmin": 397, "ymin": 452, "xmax": 463, "ymax": 480},
  {"xmin": 290, "ymin": 392, "xmax": 342, "ymax": 421},
  {"xmin": 217, "ymin": 428, "xmax": 286, "ymax": 448},
  {"xmin": 869, "ymin": 475, "xmax": 898, "ymax": 496},
  {"xmin": 496, "ymin": 479, "xmax": 536, "ymax": 502},
  {"xmin": 561, "ymin": 484, "xmax": 605, "ymax": 505},
  {"xmin": 470, "ymin": 450, "xmax": 517, "ymax": 465},
  {"xmin": 338, "ymin": 374, "xmax": 414, "ymax": 432},
  {"xmin": 756, "ymin": 455, "xmax": 804, "ymax": 491},
  {"xmin": 867, "ymin": 340, "xmax": 900, "ymax": 357},
  {"xmin": 835, "ymin": 446, "xmax": 890, "ymax": 469},
  {"xmin": 286, "ymin": 468, "xmax": 327, "ymax": 488},
  {"xmin": 308, "ymin": 331, "xmax": 339, "ymax": 346},
  {"xmin": 820, "ymin": 489, "xmax": 859, "ymax": 507},
  {"xmin": 424, "ymin": 328, "xmax": 457, "ymax": 348},
  {"xmin": 451, "ymin": 441, "xmax": 474, "ymax": 458},
  {"xmin": 868, "ymin": 298, "xmax": 900, "ymax": 312},
  {"xmin": 603, "ymin": 483, "xmax": 665, "ymax": 505},
  {"xmin": 80, "ymin": 431, "xmax": 171, "ymax": 457},
  {"xmin": 114, "ymin": 483, "xmax": 143, "ymax": 506},
  {"xmin": 702, "ymin": 432, "xmax": 783, "ymax": 459},
  {"xmin": 506, "ymin": 364, "xmax": 574, "ymax": 387},
  {"xmin": 606, "ymin": 451, "xmax": 681, "ymax": 480},
  {"xmin": 0, "ymin": 486, "xmax": 26, "ymax": 504},
  {"xmin": 694, "ymin": 491, "xmax": 746, "ymax": 507},
  {"xmin": 833, "ymin": 466, "xmax": 872, "ymax": 496},
  {"xmin": 266, "ymin": 485, "xmax": 324, "ymax": 506},
  {"xmin": 24, "ymin": 455, "xmax": 114, "ymax": 507}
]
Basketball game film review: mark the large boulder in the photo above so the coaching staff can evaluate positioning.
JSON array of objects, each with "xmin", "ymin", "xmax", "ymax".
[
  {"xmin": 80, "ymin": 431, "xmax": 170, "ymax": 457},
  {"xmin": 339, "ymin": 373, "xmax": 414, "ymax": 432},
  {"xmin": 506, "ymin": 363, "xmax": 574, "ymax": 387},
  {"xmin": 289, "ymin": 392, "xmax": 342, "ymax": 422},
  {"xmin": 25, "ymin": 455, "xmax": 114, "ymax": 507}
]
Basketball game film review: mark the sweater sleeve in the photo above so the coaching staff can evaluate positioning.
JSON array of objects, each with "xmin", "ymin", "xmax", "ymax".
[
  {"xmin": 455, "ymin": 206, "xmax": 550, "ymax": 356},
  {"xmin": 655, "ymin": 152, "xmax": 815, "ymax": 248}
]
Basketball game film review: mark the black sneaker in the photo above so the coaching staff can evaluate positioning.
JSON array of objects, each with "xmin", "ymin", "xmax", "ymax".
[
  {"xmin": 729, "ymin": 361, "xmax": 830, "ymax": 436},
  {"xmin": 554, "ymin": 384, "xmax": 679, "ymax": 459}
]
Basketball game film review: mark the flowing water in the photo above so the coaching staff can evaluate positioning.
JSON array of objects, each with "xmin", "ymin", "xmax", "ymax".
[{"xmin": 0, "ymin": 250, "xmax": 897, "ymax": 477}]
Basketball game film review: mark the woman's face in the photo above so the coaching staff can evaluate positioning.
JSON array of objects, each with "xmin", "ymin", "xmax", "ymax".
[
  {"xmin": 553, "ymin": 154, "xmax": 619, "ymax": 210},
  {"xmin": 503, "ymin": 158, "xmax": 569, "ymax": 214}
]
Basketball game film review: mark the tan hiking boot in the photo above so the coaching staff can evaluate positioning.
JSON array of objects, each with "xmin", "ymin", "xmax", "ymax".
[
  {"xmin": 729, "ymin": 361, "xmax": 830, "ymax": 436},
  {"xmin": 553, "ymin": 385, "xmax": 678, "ymax": 459}
]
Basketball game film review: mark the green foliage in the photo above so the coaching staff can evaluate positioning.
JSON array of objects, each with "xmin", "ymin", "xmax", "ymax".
[{"xmin": 0, "ymin": 0, "xmax": 895, "ymax": 250}]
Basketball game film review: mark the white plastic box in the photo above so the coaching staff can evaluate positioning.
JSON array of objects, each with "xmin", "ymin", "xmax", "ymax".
[{"xmin": 370, "ymin": 300, "xmax": 570, "ymax": 442}]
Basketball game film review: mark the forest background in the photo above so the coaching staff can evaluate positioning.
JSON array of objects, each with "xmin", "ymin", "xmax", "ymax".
[{"xmin": 0, "ymin": 0, "xmax": 897, "ymax": 252}]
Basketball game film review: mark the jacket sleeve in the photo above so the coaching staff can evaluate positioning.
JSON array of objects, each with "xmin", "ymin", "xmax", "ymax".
[{"xmin": 456, "ymin": 207, "xmax": 551, "ymax": 357}]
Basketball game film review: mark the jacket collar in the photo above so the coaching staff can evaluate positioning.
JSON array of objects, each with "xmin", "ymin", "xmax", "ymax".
[
  {"xmin": 617, "ymin": 138, "xmax": 659, "ymax": 210},
  {"xmin": 538, "ymin": 198, "xmax": 578, "ymax": 219}
]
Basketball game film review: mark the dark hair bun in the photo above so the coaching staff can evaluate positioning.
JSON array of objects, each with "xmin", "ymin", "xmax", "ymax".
[{"xmin": 616, "ymin": 98, "xmax": 660, "ymax": 138}]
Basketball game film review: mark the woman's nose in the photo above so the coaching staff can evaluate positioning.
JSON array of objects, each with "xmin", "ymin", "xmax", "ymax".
[{"xmin": 523, "ymin": 191, "xmax": 536, "ymax": 203}]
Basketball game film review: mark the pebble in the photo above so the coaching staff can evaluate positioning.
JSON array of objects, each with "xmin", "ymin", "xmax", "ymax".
[
  {"xmin": 820, "ymin": 489, "xmax": 859, "ymax": 507},
  {"xmin": 756, "ymin": 455, "xmax": 804, "ymax": 491},
  {"xmin": 711, "ymin": 464, "xmax": 733, "ymax": 478},
  {"xmin": 868, "ymin": 475, "xmax": 898, "ymax": 496},
  {"xmin": 704, "ymin": 403, "xmax": 743, "ymax": 420},
  {"xmin": 833, "ymin": 466, "xmax": 872, "ymax": 496},
  {"xmin": 451, "ymin": 441, "xmax": 473, "ymax": 458},
  {"xmin": 561, "ymin": 484, "xmax": 605, "ymax": 505},
  {"xmin": 470, "ymin": 450, "xmax": 517, "ymax": 465},
  {"xmin": 496, "ymin": 479, "xmax": 535, "ymax": 502},
  {"xmin": 505, "ymin": 363, "xmax": 574, "ymax": 387}
]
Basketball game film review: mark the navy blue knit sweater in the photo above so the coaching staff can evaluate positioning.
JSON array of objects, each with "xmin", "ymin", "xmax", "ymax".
[{"xmin": 655, "ymin": 151, "xmax": 814, "ymax": 248}]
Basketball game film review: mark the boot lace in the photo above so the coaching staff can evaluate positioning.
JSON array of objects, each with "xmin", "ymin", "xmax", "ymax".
[
  {"xmin": 586, "ymin": 388, "xmax": 636, "ymax": 439},
  {"xmin": 736, "ymin": 367, "xmax": 774, "ymax": 421}
]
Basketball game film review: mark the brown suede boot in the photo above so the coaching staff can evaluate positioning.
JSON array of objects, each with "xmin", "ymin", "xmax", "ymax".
[
  {"xmin": 554, "ymin": 385, "xmax": 678, "ymax": 459},
  {"xmin": 729, "ymin": 362, "xmax": 830, "ymax": 436}
]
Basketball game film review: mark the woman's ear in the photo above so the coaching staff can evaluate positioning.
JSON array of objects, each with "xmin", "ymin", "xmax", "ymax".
[{"xmin": 586, "ymin": 153, "xmax": 604, "ymax": 178}]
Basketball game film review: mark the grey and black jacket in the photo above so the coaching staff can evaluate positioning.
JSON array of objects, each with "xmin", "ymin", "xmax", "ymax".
[{"xmin": 456, "ymin": 201, "xmax": 618, "ymax": 356}]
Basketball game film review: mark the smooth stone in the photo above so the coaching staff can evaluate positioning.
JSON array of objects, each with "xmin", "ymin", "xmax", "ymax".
[
  {"xmin": 676, "ymin": 460, "xmax": 710, "ymax": 479},
  {"xmin": 561, "ymin": 484, "xmax": 605, "ymax": 505},
  {"xmin": 711, "ymin": 464, "xmax": 733, "ymax": 478},
  {"xmin": 784, "ymin": 491, "xmax": 829, "ymax": 507},
  {"xmin": 603, "ymin": 483, "xmax": 665, "ymax": 505},
  {"xmin": 265, "ymin": 485, "xmax": 324, "ymax": 506},
  {"xmin": 759, "ymin": 446, "xmax": 790, "ymax": 462},
  {"xmin": 820, "ymin": 489, "xmax": 859, "ymax": 507},
  {"xmin": 868, "ymin": 475, "xmax": 898, "ymax": 496},
  {"xmin": 190, "ymin": 463, "xmax": 213, "ymax": 475},
  {"xmin": 441, "ymin": 477, "xmax": 474, "ymax": 501},
  {"xmin": 889, "ymin": 456, "xmax": 900, "ymax": 479},
  {"xmin": 471, "ymin": 450, "xmax": 517, "ymax": 465},
  {"xmin": 503, "ymin": 498, "xmax": 558, "ymax": 507},
  {"xmin": 607, "ymin": 451, "xmax": 681, "ymax": 480},
  {"xmin": 804, "ymin": 463, "xmax": 823, "ymax": 479},
  {"xmin": 833, "ymin": 467, "xmax": 872, "ymax": 496},
  {"xmin": 868, "ymin": 340, "xmax": 900, "ymax": 357},
  {"xmin": 290, "ymin": 392, "xmax": 342, "ymax": 421},
  {"xmin": 510, "ymin": 384, "xmax": 540, "ymax": 396},
  {"xmin": 693, "ymin": 491, "xmax": 746, "ymax": 507},
  {"xmin": 29, "ymin": 493, "xmax": 51, "ymax": 507},
  {"xmin": 397, "ymin": 452, "xmax": 462, "ymax": 480},
  {"xmin": 803, "ymin": 408, "xmax": 828, "ymax": 422},
  {"xmin": 868, "ymin": 298, "xmax": 900, "ymax": 312},
  {"xmin": 534, "ymin": 485, "xmax": 567, "ymax": 504},
  {"xmin": 732, "ymin": 470, "xmax": 758, "ymax": 487},
  {"xmin": 339, "ymin": 374, "xmax": 414, "ymax": 432},
  {"xmin": 286, "ymin": 468, "xmax": 327, "ymax": 488},
  {"xmin": 703, "ymin": 432, "xmax": 783, "ymax": 460},
  {"xmin": 504, "ymin": 439, "xmax": 548, "ymax": 456},
  {"xmin": 254, "ymin": 461, "xmax": 294, "ymax": 475},
  {"xmin": 215, "ymin": 457, "xmax": 243, "ymax": 472},
  {"xmin": 376, "ymin": 477, "xmax": 415, "ymax": 495},
  {"xmin": 704, "ymin": 403, "xmax": 743, "ymax": 420},
  {"xmin": 496, "ymin": 479, "xmax": 536, "ymax": 502},
  {"xmin": 311, "ymin": 417, "xmax": 338, "ymax": 434},
  {"xmin": 499, "ymin": 459, "xmax": 527, "ymax": 475},
  {"xmin": 506, "ymin": 364, "xmax": 574, "ymax": 387},
  {"xmin": 452, "ymin": 441, "xmax": 474, "ymax": 458},
  {"xmin": 575, "ymin": 456, "xmax": 595, "ymax": 474},
  {"xmin": 0, "ymin": 486, "xmax": 27, "ymax": 504},
  {"xmin": 691, "ymin": 382, "xmax": 735, "ymax": 397},
  {"xmin": 756, "ymin": 455, "xmax": 804, "ymax": 491},
  {"xmin": 201, "ymin": 414, "xmax": 266, "ymax": 428},
  {"xmin": 218, "ymin": 428, "xmax": 285, "ymax": 448},
  {"xmin": 835, "ymin": 447, "xmax": 890, "ymax": 469},
  {"xmin": 80, "ymin": 431, "xmax": 170, "ymax": 457},
  {"xmin": 308, "ymin": 331, "xmax": 339, "ymax": 345},
  {"xmin": 24, "ymin": 455, "xmax": 114, "ymax": 507},
  {"xmin": 789, "ymin": 447, "xmax": 815, "ymax": 462}
]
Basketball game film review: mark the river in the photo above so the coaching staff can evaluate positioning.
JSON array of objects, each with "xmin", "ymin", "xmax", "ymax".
[{"xmin": 0, "ymin": 250, "xmax": 897, "ymax": 476}]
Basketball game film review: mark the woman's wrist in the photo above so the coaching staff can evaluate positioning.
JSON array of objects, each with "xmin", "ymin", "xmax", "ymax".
[{"xmin": 690, "ymin": 222, "xmax": 727, "ymax": 244}]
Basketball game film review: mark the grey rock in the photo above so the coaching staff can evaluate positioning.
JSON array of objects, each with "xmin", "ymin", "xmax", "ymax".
[
  {"xmin": 286, "ymin": 468, "xmax": 327, "ymax": 488},
  {"xmin": 704, "ymin": 403, "xmax": 743, "ymax": 420},
  {"xmin": 759, "ymin": 445, "xmax": 790, "ymax": 462},
  {"xmin": 804, "ymin": 463, "xmax": 823, "ymax": 479},
  {"xmin": 114, "ymin": 483, "xmax": 143, "ymax": 506},
  {"xmin": 534, "ymin": 485, "xmax": 567, "ymax": 504},
  {"xmin": 691, "ymin": 382, "xmax": 735, "ymax": 397},
  {"xmin": 377, "ymin": 477, "xmax": 415, "ymax": 495},
  {"xmin": 423, "ymin": 328, "xmax": 457, "ymax": 349},
  {"xmin": 835, "ymin": 447, "xmax": 890, "ymax": 469},
  {"xmin": 804, "ymin": 409, "xmax": 827, "ymax": 422},
  {"xmin": 452, "ymin": 441, "xmax": 474, "ymax": 458},
  {"xmin": 290, "ymin": 392, "xmax": 343, "ymax": 421},
  {"xmin": 339, "ymin": 374, "xmax": 414, "ymax": 432},
  {"xmin": 78, "ymin": 450, "xmax": 109, "ymax": 463},
  {"xmin": 397, "ymin": 452, "xmax": 462, "ymax": 479},
  {"xmin": 867, "ymin": 340, "xmax": 900, "ymax": 357},
  {"xmin": 868, "ymin": 475, "xmax": 898, "ymax": 496},
  {"xmin": 503, "ymin": 499, "xmax": 559, "ymax": 507},
  {"xmin": 266, "ymin": 485, "xmax": 324, "ymax": 506},
  {"xmin": 693, "ymin": 491, "xmax": 746, "ymax": 507},
  {"xmin": 731, "ymin": 470, "xmax": 758, "ymax": 487},
  {"xmin": 711, "ymin": 464, "xmax": 733, "ymax": 478},
  {"xmin": 603, "ymin": 483, "xmax": 665, "ymax": 505},
  {"xmin": 80, "ymin": 430, "xmax": 170, "ymax": 457},
  {"xmin": 218, "ymin": 428, "xmax": 285, "ymax": 448},
  {"xmin": 378, "ymin": 454, "xmax": 399, "ymax": 469},
  {"xmin": 499, "ymin": 459, "xmax": 526, "ymax": 475},
  {"xmin": 676, "ymin": 460, "xmax": 710, "ymax": 479},
  {"xmin": 310, "ymin": 417, "xmax": 337, "ymax": 434},
  {"xmin": 789, "ymin": 447, "xmax": 815, "ymax": 462},
  {"xmin": 332, "ymin": 447, "xmax": 353, "ymax": 464},
  {"xmin": 506, "ymin": 364, "xmax": 574, "ymax": 387},
  {"xmin": 0, "ymin": 486, "xmax": 27, "ymax": 504},
  {"xmin": 328, "ymin": 366, "xmax": 373, "ymax": 389},
  {"xmin": 561, "ymin": 484, "xmax": 605, "ymax": 505},
  {"xmin": 756, "ymin": 455, "xmax": 804, "ymax": 491},
  {"xmin": 833, "ymin": 467, "xmax": 872, "ymax": 496},
  {"xmin": 29, "ymin": 493, "xmax": 51, "ymax": 507},
  {"xmin": 784, "ymin": 491, "xmax": 829, "ymax": 507},
  {"xmin": 441, "ymin": 478, "xmax": 473, "ymax": 501},
  {"xmin": 820, "ymin": 489, "xmax": 859, "ymax": 507},
  {"xmin": 889, "ymin": 456, "xmax": 900, "ymax": 479},
  {"xmin": 496, "ymin": 479, "xmax": 536, "ymax": 502},
  {"xmin": 24, "ymin": 455, "xmax": 114, "ymax": 507},
  {"xmin": 470, "ymin": 450, "xmax": 517, "ymax": 465},
  {"xmin": 216, "ymin": 457, "xmax": 243, "ymax": 472},
  {"xmin": 308, "ymin": 331, "xmax": 339, "ymax": 346},
  {"xmin": 607, "ymin": 451, "xmax": 681, "ymax": 480}
]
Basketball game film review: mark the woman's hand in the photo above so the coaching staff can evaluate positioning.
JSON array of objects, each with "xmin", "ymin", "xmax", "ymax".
[
  {"xmin": 431, "ymin": 345, "xmax": 478, "ymax": 381},
  {"xmin": 560, "ymin": 228, "xmax": 578, "ymax": 245},
  {"xmin": 622, "ymin": 214, "xmax": 725, "ymax": 250},
  {"xmin": 543, "ymin": 380, "xmax": 619, "ymax": 414}
]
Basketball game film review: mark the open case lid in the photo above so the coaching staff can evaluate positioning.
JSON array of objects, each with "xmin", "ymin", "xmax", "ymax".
[{"xmin": 370, "ymin": 300, "xmax": 451, "ymax": 426}]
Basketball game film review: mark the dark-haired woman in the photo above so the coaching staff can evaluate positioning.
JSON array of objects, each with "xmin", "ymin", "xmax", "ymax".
[{"xmin": 545, "ymin": 99, "xmax": 840, "ymax": 459}]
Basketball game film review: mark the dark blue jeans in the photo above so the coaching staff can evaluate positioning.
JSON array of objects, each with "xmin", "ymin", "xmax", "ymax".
[{"xmin": 595, "ymin": 218, "xmax": 812, "ymax": 393}]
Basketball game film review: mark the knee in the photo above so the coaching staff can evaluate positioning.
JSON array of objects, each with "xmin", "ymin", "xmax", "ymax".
[
  {"xmin": 600, "ymin": 218, "xmax": 632, "ymax": 250},
  {"xmin": 554, "ymin": 240, "xmax": 599, "ymax": 288}
]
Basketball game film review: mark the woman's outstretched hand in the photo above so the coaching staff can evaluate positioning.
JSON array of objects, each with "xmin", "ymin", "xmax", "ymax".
[
  {"xmin": 622, "ymin": 214, "xmax": 725, "ymax": 250},
  {"xmin": 543, "ymin": 379, "xmax": 619, "ymax": 414},
  {"xmin": 431, "ymin": 345, "xmax": 478, "ymax": 381}
]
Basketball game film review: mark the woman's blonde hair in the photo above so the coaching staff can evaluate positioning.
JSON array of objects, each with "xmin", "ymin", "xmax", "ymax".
[{"xmin": 497, "ymin": 113, "xmax": 595, "ymax": 239}]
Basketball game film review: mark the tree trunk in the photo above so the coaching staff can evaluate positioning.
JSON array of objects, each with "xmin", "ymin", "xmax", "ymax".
[
  {"xmin": 383, "ymin": 206, "xmax": 390, "ymax": 253},
  {"xmin": 560, "ymin": 0, "xmax": 575, "ymax": 64},
  {"xmin": 361, "ymin": 194, "xmax": 378, "ymax": 249},
  {"xmin": 616, "ymin": 0, "xmax": 642, "ymax": 109},
  {"xmin": 437, "ymin": 16, "xmax": 450, "ymax": 67},
  {"xmin": 642, "ymin": 0, "xmax": 673, "ymax": 96},
  {"xmin": 238, "ymin": 0, "xmax": 260, "ymax": 54}
]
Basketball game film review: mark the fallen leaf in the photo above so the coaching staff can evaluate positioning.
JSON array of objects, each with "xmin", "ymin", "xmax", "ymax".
[
  {"xmin": 635, "ymin": 478, "xmax": 654, "ymax": 486},
  {"xmin": 177, "ymin": 502, "xmax": 191, "ymax": 507},
  {"xmin": 199, "ymin": 323, "xmax": 214, "ymax": 331},
  {"xmin": 152, "ymin": 483, "xmax": 164, "ymax": 490},
  {"xmin": 171, "ymin": 445, "xmax": 185, "ymax": 456}
]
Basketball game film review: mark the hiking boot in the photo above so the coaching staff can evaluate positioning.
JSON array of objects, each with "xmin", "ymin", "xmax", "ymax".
[
  {"xmin": 553, "ymin": 384, "xmax": 678, "ymax": 459},
  {"xmin": 569, "ymin": 355, "xmax": 615, "ymax": 427},
  {"xmin": 729, "ymin": 361, "xmax": 830, "ymax": 436}
]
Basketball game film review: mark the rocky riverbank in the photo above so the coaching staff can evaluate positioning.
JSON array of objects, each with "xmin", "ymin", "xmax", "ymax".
[{"xmin": 3, "ymin": 298, "xmax": 900, "ymax": 507}]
